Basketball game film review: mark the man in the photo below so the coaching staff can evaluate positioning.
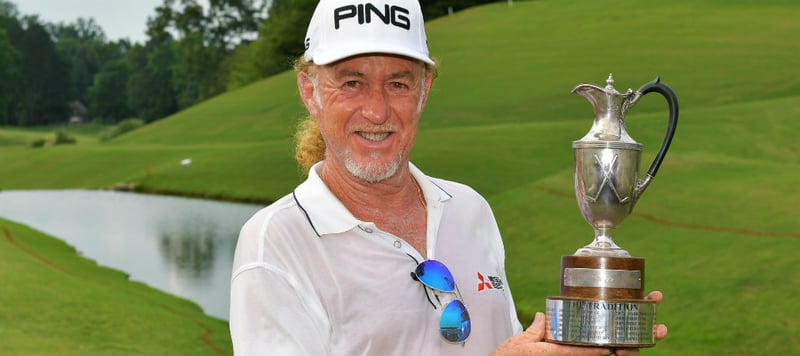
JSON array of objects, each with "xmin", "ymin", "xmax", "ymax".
[{"xmin": 229, "ymin": 0, "xmax": 667, "ymax": 355}]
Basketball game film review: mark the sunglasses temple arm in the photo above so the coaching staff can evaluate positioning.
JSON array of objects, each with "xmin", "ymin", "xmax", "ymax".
[{"xmin": 413, "ymin": 272, "xmax": 439, "ymax": 309}]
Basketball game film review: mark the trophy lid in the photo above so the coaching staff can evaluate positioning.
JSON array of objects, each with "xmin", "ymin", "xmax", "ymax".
[{"xmin": 572, "ymin": 74, "xmax": 642, "ymax": 149}]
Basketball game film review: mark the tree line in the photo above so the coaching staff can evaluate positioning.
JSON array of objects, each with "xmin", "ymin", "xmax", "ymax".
[{"xmin": 0, "ymin": 0, "xmax": 499, "ymax": 127}]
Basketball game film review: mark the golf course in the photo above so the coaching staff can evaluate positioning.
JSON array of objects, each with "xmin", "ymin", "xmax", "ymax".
[{"xmin": 1, "ymin": 0, "xmax": 798, "ymax": 354}]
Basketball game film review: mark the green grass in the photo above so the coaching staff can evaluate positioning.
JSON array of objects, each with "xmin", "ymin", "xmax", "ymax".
[
  {"xmin": 0, "ymin": 219, "xmax": 231, "ymax": 355},
  {"xmin": 0, "ymin": 124, "xmax": 110, "ymax": 147},
  {"xmin": 1, "ymin": 0, "xmax": 799, "ymax": 354}
]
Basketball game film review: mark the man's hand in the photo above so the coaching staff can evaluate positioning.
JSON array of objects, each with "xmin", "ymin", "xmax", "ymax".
[{"xmin": 491, "ymin": 312, "xmax": 613, "ymax": 356}]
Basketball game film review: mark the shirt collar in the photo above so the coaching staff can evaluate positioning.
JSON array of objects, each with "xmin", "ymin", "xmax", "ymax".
[{"xmin": 292, "ymin": 161, "xmax": 451, "ymax": 237}]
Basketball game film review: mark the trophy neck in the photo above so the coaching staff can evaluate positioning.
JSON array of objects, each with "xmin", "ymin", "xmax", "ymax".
[{"xmin": 574, "ymin": 227, "xmax": 631, "ymax": 257}]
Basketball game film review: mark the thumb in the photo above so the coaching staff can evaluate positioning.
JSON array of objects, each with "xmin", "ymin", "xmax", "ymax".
[{"xmin": 521, "ymin": 312, "xmax": 546, "ymax": 342}]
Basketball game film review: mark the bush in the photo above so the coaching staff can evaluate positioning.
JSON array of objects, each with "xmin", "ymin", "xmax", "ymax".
[
  {"xmin": 30, "ymin": 138, "xmax": 46, "ymax": 147},
  {"xmin": 54, "ymin": 128, "xmax": 77, "ymax": 145},
  {"xmin": 99, "ymin": 118, "xmax": 145, "ymax": 141},
  {"xmin": 29, "ymin": 128, "xmax": 77, "ymax": 148}
]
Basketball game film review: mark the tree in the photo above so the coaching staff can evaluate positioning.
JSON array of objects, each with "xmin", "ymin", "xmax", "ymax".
[
  {"xmin": 126, "ymin": 0, "xmax": 268, "ymax": 116},
  {"xmin": 0, "ymin": 3, "xmax": 19, "ymax": 124},
  {"xmin": 204, "ymin": 0, "xmax": 266, "ymax": 48},
  {"xmin": 2, "ymin": 0, "xmax": 136, "ymax": 125},
  {"xmin": 127, "ymin": 43, "xmax": 177, "ymax": 123},
  {"xmin": 88, "ymin": 59, "xmax": 131, "ymax": 122},
  {"xmin": 170, "ymin": 0, "xmax": 268, "ymax": 105},
  {"xmin": 226, "ymin": 0, "xmax": 315, "ymax": 89},
  {"xmin": 262, "ymin": 0, "xmax": 317, "ymax": 71},
  {"xmin": 224, "ymin": 39, "xmax": 261, "ymax": 91},
  {"xmin": 7, "ymin": 16, "xmax": 73, "ymax": 125},
  {"xmin": 0, "ymin": 29, "xmax": 17, "ymax": 125},
  {"xmin": 125, "ymin": 2, "xmax": 179, "ymax": 122},
  {"xmin": 50, "ymin": 18, "xmax": 108, "ymax": 108}
]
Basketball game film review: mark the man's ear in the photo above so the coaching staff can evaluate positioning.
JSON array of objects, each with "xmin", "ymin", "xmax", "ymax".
[
  {"xmin": 420, "ymin": 73, "xmax": 435, "ymax": 108},
  {"xmin": 297, "ymin": 72, "xmax": 320, "ymax": 118}
]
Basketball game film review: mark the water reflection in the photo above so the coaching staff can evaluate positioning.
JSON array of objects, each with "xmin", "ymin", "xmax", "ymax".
[
  {"xmin": 159, "ymin": 217, "xmax": 220, "ymax": 281},
  {"xmin": 0, "ymin": 190, "xmax": 262, "ymax": 320}
]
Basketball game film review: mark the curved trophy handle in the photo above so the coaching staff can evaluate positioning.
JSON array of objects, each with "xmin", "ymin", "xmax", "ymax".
[{"xmin": 635, "ymin": 77, "xmax": 679, "ymax": 195}]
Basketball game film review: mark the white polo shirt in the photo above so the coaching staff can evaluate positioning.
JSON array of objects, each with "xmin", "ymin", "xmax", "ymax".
[{"xmin": 230, "ymin": 162, "xmax": 523, "ymax": 355}]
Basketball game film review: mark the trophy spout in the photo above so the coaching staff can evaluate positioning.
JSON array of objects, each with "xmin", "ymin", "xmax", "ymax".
[{"xmin": 572, "ymin": 74, "xmax": 638, "ymax": 143}]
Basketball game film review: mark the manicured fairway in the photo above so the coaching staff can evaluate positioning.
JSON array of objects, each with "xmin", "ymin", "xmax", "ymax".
[{"xmin": 1, "ymin": 1, "xmax": 798, "ymax": 354}]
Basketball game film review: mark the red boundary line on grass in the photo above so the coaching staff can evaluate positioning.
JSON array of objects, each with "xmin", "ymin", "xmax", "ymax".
[
  {"xmin": 2, "ymin": 224, "xmax": 73, "ymax": 275},
  {"xmin": 535, "ymin": 187, "xmax": 800, "ymax": 239}
]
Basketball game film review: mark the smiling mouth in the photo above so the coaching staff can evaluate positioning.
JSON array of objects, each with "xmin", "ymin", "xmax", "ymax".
[{"xmin": 357, "ymin": 131, "xmax": 391, "ymax": 141}]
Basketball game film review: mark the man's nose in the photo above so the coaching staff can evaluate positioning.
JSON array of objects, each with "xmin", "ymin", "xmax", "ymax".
[{"xmin": 361, "ymin": 86, "xmax": 390, "ymax": 124}]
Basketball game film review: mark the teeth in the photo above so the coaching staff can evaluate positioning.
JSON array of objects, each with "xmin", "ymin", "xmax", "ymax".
[{"xmin": 359, "ymin": 132, "xmax": 389, "ymax": 141}]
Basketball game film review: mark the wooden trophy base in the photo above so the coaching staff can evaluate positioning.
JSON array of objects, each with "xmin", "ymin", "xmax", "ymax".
[{"xmin": 545, "ymin": 255, "xmax": 657, "ymax": 347}]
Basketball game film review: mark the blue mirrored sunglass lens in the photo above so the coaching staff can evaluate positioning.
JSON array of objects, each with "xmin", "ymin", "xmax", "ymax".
[
  {"xmin": 440, "ymin": 300, "xmax": 471, "ymax": 343},
  {"xmin": 415, "ymin": 260, "xmax": 455, "ymax": 292}
]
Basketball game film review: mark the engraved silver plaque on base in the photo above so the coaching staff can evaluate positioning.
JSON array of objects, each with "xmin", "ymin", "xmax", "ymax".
[{"xmin": 547, "ymin": 298, "xmax": 656, "ymax": 346}]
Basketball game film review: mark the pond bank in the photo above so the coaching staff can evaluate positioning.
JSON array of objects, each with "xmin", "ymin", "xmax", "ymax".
[
  {"xmin": 109, "ymin": 182, "xmax": 274, "ymax": 206},
  {"xmin": 0, "ymin": 189, "xmax": 262, "ymax": 321},
  {"xmin": 0, "ymin": 217, "xmax": 233, "ymax": 355}
]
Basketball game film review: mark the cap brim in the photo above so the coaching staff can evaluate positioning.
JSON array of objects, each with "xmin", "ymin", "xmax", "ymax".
[{"xmin": 310, "ymin": 46, "xmax": 434, "ymax": 65}]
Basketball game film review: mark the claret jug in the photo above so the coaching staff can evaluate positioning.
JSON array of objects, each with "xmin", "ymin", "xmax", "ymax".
[{"xmin": 545, "ymin": 74, "xmax": 679, "ymax": 347}]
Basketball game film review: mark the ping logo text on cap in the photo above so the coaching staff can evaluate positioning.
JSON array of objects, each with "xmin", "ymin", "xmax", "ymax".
[{"xmin": 333, "ymin": 3, "xmax": 411, "ymax": 30}]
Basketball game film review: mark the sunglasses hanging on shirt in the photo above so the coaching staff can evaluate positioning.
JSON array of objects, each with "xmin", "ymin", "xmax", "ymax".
[{"xmin": 411, "ymin": 259, "xmax": 471, "ymax": 343}]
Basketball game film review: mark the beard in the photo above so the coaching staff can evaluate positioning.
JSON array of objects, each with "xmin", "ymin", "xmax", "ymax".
[{"xmin": 342, "ymin": 149, "xmax": 403, "ymax": 183}]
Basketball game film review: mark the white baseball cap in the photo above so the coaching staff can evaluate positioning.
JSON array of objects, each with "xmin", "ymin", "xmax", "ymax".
[{"xmin": 303, "ymin": 0, "xmax": 434, "ymax": 65}]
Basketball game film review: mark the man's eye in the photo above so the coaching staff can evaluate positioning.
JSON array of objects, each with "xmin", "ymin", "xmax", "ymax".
[
  {"xmin": 343, "ymin": 80, "xmax": 360, "ymax": 88},
  {"xmin": 389, "ymin": 82, "xmax": 410, "ymax": 90}
]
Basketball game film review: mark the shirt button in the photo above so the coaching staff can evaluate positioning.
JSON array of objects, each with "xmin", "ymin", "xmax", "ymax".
[
  {"xmin": 393, "ymin": 240, "xmax": 402, "ymax": 248},
  {"xmin": 365, "ymin": 227, "xmax": 373, "ymax": 233}
]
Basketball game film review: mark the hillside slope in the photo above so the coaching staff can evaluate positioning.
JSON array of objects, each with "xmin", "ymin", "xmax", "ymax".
[{"xmin": 1, "ymin": 1, "xmax": 798, "ymax": 354}]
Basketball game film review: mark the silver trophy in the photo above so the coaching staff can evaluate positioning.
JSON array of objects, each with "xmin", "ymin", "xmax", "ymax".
[{"xmin": 546, "ymin": 74, "xmax": 678, "ymax": 347}]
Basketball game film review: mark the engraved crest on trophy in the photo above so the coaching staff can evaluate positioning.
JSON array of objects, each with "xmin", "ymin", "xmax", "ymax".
[{"xmin": 545, "ymin": 74, "xmax": 679, "ymax": 347}]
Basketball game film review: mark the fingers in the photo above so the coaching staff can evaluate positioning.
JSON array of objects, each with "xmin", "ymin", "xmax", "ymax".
[
  {"xmin": 655, "ymin": 323, "xmax": 668, "ymax": 341},
  {"xmin": 645, "ymin": 291, "xmax": 668, "ymax": 342},
  {"xmin": 490, "ymin": 313, "xmax": 546, "ymax": 355},
  {"xmin": 495, "ymin": 313, "xmax": 612, "ymax": 356},
  {"xmin": 645, "ymin": 290, "xmax": 663, "ymax": 304},
  {"xmin": 521, "ymin": 312, "xmax": 546, "ymax": 342},
  {"xmin": 521, "ymin": 313, "xmax": 612, "ymax": 355},
  {"xmin": 613, "ymin": 348, "xmax": 640, "ymax": 356},
  {"xmin": 533, "ymin": 343, "xmax": 614, "ymax": 356}
]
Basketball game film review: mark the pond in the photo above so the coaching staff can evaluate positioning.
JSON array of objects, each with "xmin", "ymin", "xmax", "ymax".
[{"xmin": 0, "ymin": 189, "xmax": 263, "ymax": 321}]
